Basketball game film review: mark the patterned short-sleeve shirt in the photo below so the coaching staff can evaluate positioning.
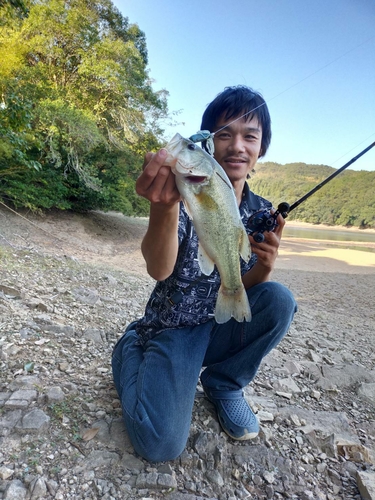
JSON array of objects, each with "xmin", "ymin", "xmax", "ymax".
[{"xmin": 135, "ymin": 184, "xmax": 272, "ymax": 344}]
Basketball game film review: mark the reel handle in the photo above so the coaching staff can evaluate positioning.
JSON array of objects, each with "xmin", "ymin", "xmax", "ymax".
[{"xmin": 247, "ymin": 202, "xmax": 290, "ymax": 242}]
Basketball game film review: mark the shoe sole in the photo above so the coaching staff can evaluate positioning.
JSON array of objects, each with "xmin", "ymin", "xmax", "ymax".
[{"xmin": 217, "ymin": 412, "xmax": 259, "ymax": 440}]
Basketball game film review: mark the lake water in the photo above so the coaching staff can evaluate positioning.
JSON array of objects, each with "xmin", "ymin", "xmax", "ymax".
[{"xmin": 283, "ymin": 225, "xmax": 375, "ymax": 243}]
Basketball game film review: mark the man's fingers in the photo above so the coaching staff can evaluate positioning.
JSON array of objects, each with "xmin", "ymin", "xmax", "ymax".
[
  {"xmin": 273, "ymin": 213, "xmax": 285, "ymax": 236},
  {"xmin": 141, "ymin": 152, "xmax": 156, "ymax": 170},
  {"xmin": 144, "ymin": 165, "xmax": 171, "ymax": 196},
  {"xmin": 162, "ymin": 169, "xmax": 181, "ymax": 201},
  {"xmin": 136, "ymin": 148, "xmax": 180, "ymax": 205},
  {"xmin": 137, "ymin": 149, "xmax": 170, "ymax": 195},
  {"xmin": 142, "ymin": 148, "xmax": 168, "ymax": 174}
]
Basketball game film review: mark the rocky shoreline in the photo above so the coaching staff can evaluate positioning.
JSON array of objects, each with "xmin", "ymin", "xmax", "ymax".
[{"xmin": 0, "ymin": 209, "xmax": 375, "ymax": 499}]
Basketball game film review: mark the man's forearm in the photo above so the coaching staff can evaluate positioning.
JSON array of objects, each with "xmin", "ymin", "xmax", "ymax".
[
  {"xmin": 242, "ymin": 261, "xmax": 272, "ymax": 289},
  {"xmin": 141, "ymin": 203, "xmax": 180, "ymax": 281}
]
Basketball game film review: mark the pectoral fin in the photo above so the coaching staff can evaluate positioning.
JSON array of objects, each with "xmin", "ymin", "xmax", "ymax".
[
  {"xmin": 198, "ymin": 243, "xmax": 215, "ymax": 276},
  {"xmin": 182, "ymin": 199, "xmax": 194, "ymax": 220},
  {"xmin": 239, "ymin": 226, "xmax": 251, "ymax": 262}
]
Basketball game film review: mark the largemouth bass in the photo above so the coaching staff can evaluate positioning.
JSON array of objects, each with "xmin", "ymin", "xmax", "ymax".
[{"xmin": 165, "ymin": 133, "xmax": 251, "ymax": 323}]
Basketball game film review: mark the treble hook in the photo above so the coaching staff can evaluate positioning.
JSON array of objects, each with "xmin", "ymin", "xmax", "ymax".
[{"xmin": 188, "ymin": 130, "xmax": 215, "ymax": 156}]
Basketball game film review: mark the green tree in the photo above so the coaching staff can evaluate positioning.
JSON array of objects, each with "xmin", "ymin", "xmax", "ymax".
[
  {"xmin": 0, "ymin": 0, "xmax": 168, "ymax": 213},
  {"xmin": 0, "ymin": 0, "xmax": 29, "ymax": 24}
]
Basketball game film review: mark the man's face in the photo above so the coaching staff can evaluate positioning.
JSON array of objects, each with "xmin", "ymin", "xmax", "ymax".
[{"xmin": 212, "ymin": 115, "xmax": 263, "ymax": 184}]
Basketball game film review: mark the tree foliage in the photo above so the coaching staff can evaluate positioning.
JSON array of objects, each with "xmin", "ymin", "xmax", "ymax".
[
  {"xmin": 251, "ymin": 162, "xmax": 375, "ymax": 229},
  {"xmin": 0, "ymin": 0, "xmax": 29, "ymax": 24},
  {"xmin": 0, "ymin": 0, "xmax": 168, "ymax": 214}
]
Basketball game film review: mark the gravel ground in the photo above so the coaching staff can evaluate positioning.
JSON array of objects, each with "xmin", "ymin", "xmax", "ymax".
[{"xmin": 0, "ymin": 206, "xmax": 374, "ymax": 500}]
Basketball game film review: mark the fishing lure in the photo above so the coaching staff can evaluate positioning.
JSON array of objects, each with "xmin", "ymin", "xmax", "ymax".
[{"xmin": 189, "ymin": 130, "xmax": 215, "ymax": 156}]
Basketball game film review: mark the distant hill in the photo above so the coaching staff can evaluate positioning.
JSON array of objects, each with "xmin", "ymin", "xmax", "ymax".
[{"xmin": 250, "ymin": 162, "xmax": 375, "ymax": 228}]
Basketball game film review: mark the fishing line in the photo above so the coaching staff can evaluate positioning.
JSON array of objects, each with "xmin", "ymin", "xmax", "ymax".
[
  {"xmin": 259, "ymin": 34, "xmax": 375, "ymax": 117},
  {"xmin": 213, "ymin": 103, "xmax": 266, "ymax": 135},
  {"xmin": 328, "ymin": 132, "xmax": 375, "ymax": 167},
  {"xmin": 198, "ymin": 34, "xmax": 375, "ymax": 140},
  {"xmin": 0, "ymin": 200, "xmax": 66, "ymax": 243}
]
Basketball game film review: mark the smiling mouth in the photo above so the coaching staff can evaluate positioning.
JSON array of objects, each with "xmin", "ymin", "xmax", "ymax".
[{"xmin": 225, "ymin": 158, "xmax": 246, "ymax": 164}]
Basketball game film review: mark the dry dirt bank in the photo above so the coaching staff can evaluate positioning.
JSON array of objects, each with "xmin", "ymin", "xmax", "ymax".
[{"xmin": 1, "ymin": 206, "xmax": 375, "ymax": 275}]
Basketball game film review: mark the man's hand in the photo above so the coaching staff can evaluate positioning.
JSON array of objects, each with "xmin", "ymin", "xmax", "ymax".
[
  {"xmin": 249, "ymin": 212, "xmax": 285, "ymax": 271},
  {"xmin": 243, "ymin": 212, "xmax": 285, "ymax": 288},
  {"xmin": 136, "ymin": 149, "xmax": 181, "ymax": 281},
  {"xmin": 136, "ymin": 149, "xmax": 181, "ymax": 206}
]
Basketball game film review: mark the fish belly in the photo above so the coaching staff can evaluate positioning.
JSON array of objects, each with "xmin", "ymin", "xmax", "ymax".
[{"xmin": 179, "ymin": 178, "xmax": 251, "ymax": 323}]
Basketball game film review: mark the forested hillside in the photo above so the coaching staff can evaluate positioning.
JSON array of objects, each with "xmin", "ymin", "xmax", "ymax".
[
  {"xmin": 0, "ymin": 0, "xmax": 169, "ymax": 215},
  {"xmin": 251, "ymin": 162, "xmax": 375, "ymax": 228}
]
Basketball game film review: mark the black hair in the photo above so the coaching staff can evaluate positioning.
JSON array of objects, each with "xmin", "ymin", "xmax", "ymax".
[{"xmin": 200, "ymin": 85, "xmax": 271, "ymax": 158}]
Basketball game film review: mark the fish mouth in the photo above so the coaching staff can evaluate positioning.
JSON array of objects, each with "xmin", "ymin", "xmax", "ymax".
[
  {"xmin": 184, "ymin": 175, "xmax": 208, "ymax": 184},
  {"xmin": 173, "ymin": 160, "xmax": 209, "ymax": 183}
]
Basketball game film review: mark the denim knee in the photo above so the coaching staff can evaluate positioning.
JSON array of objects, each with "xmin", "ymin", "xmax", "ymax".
[
  {"xmin": 132, "ymin": 431, "xmax": 187, "ymax": 462},
  {"xmin": 249, "ymin": 281, "xmax": 297, "ymax": 323},
  {"xmin": 268, "ymin": 281, "xmax": 297, "ymax": 321},
  {"xmin": 126, "ymin": 405, "xmax": 189, "ymax": 462}
]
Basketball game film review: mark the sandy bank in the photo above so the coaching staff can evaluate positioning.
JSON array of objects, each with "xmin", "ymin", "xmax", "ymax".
[
  {"xmin": 278, "ymin": 238, "xmax": 375, "ymax": 274},
  {"xmin": 279, "ymin": 221, "xmax": 375, "ymax": 274}
]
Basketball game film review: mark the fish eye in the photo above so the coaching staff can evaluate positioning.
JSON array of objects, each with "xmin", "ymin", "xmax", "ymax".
[{"xmin": 187, "ymin": 143, "xmax": 196, "ymax": 151}]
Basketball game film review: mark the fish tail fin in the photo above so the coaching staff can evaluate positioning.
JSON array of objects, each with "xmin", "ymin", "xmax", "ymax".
[{"xmin": 214, "ymin": 285, "xmax": 252, "ymax": 324}]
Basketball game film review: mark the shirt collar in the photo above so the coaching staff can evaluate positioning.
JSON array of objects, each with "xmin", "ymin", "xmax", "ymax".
[{"xmin": 241, "ymin": 182, "xmax": 264, "ymax": 211}]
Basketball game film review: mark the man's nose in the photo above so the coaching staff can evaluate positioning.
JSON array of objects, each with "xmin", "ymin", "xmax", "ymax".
[{"xmin": 229, "ymin": 135, "xmax": 246, "ymax": 153}]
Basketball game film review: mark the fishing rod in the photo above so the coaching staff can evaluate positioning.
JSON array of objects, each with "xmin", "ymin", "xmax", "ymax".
[
  {"xmin": 166, "ymin": 137, "xmax": 374, "ymax": 307},
  {"xmin": 247, "ymin": 141, "xmax": 375, "ymax": 243}
]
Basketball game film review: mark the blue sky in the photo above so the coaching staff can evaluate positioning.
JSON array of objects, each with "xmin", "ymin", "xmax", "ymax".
[{"xmin": 114, "ymin": 0, "xmax": 375, "ymax": 171}]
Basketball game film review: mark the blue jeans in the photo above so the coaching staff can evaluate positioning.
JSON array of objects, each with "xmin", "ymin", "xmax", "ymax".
[{"xmin": 112, "ymin": 281, "xmax": 297, "ymax": 462}]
